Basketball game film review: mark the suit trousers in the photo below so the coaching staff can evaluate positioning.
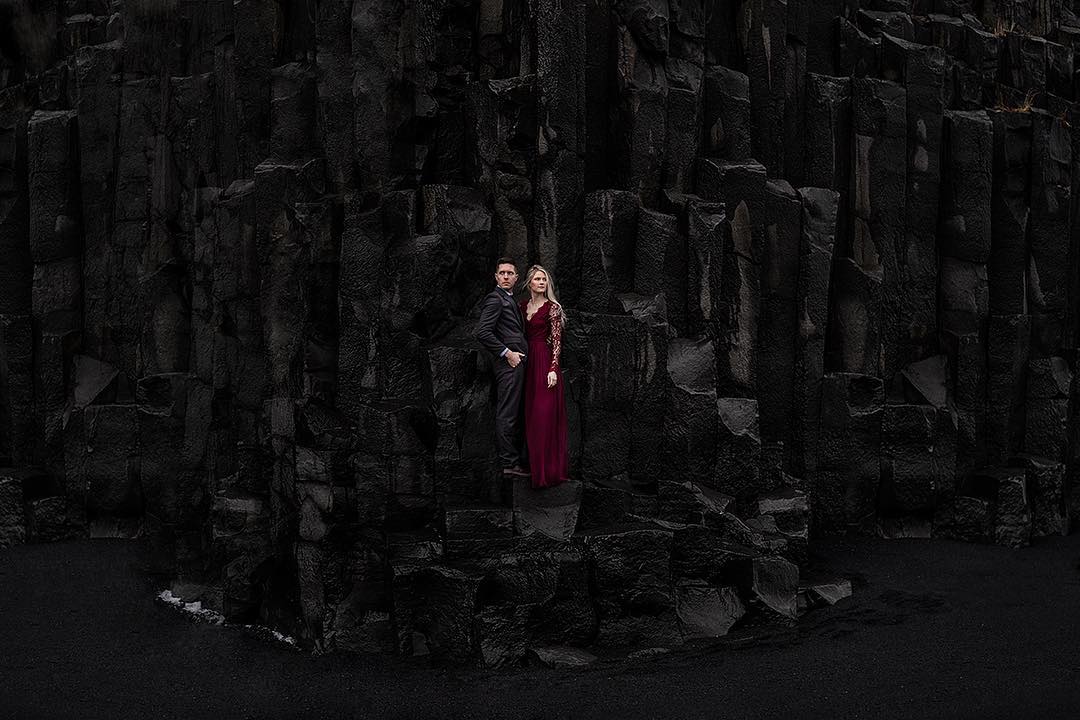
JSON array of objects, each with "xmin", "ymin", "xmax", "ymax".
[{"xmin": 492, "ymin": 355, "xmax": 526, "ymax": 468}]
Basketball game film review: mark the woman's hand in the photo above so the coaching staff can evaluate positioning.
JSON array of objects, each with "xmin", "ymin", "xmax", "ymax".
[{"xmin": 547, "ymin": 371, "xmax": 557, "ymax": 388}]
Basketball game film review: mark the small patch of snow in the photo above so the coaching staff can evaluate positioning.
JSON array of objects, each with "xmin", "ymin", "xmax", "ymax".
[
  {"xmin": 156, "ymin": 588, "xmax": 298, "ymax": 648},
  {"xmin": 157, "ymin": 589, "xmax": 181, "ymax": 606},
  {"xmin": 155, "ymin": 589, "xmax": 223, "ymax": 626},
  {"xmin": 239, "ymin": 623, "xmax": 299, "ymax": 648}
]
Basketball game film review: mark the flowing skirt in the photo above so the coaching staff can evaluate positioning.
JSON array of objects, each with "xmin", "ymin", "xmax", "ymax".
[{"xmin": 524, "ymin": 337, "xmax": 569, "ymax": 488}]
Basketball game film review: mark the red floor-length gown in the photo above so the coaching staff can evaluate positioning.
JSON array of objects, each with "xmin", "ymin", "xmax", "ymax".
[{"xmin": 520, "ymin": 299, "xmax": 570, "ymax": 489}]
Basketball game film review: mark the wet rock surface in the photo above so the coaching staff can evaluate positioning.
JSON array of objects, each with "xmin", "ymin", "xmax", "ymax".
[{"xmin": 0, "ymin": 0, "xmax": 1079, "ymax": 664}]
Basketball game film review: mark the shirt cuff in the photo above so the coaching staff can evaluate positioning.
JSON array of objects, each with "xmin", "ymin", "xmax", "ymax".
[{"xmin": 500, "ymin": 347, "xmax": 509, "ymax": 357}]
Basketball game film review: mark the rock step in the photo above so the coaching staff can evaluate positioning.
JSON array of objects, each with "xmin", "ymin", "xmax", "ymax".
[
  {"xmin": 443, "ymin": 505, "xmax": 513, "ymax": 539},
  {"xmin": 511, "ymin": 477, "xmax": 582, "ymax": 541}
]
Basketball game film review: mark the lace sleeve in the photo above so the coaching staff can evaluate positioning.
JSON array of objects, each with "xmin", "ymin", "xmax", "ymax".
[{"xmin": 548, "ymin": 304, "xmax": 562, "ymax": 373}]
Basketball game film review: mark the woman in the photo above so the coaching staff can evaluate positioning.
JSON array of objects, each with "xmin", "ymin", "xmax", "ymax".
[{"xmin": 519, "ymin": 265, "xmax": 570, "ymax": 489}]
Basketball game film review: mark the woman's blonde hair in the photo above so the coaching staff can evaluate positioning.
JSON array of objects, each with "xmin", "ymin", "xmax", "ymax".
[{"xmin": 521, "ymin": 264, "xmax": 566, "ymax": 326}]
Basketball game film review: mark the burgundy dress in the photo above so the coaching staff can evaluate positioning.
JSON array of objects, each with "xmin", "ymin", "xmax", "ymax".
[{"xmin": 520, "ymin": 299, "xmax": 570, "ymax": 489}]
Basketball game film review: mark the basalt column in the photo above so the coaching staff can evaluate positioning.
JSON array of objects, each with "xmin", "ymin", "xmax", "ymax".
[{"xmin": 2, "ymin": 0, "xmax": 1080, "ymax": 663}]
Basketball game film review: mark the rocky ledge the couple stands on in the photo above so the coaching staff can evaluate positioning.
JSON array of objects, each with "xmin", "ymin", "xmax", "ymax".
[{"xmin": 387, "ymin": 462, "xmax": 849, "ymax": 667}]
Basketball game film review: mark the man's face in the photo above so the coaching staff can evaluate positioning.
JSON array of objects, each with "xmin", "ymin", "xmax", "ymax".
[{"xmin": 495, "ymin": 263, "xmax": 517, "ymax": 291}]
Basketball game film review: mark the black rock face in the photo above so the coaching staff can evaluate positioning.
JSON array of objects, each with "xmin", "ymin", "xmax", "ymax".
[{"xmin": 0, "ymin": 0, "xmax": 1078, "ymax": 662}]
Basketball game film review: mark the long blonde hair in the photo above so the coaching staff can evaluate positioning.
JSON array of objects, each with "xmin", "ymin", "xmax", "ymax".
[{"xmin": 521, "ymin": 264, "xmax": 566, "ymax": 326}]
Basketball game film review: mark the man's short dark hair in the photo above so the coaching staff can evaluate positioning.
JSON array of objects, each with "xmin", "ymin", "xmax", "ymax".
[{"xmin": 494, "ymin": 257, "xmax": 517, "ymax": 271}]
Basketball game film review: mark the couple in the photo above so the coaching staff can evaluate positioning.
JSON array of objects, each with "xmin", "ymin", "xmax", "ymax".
[{"xmin": 475, "ymin": 258, "xmax": 569, "ymax": 489}]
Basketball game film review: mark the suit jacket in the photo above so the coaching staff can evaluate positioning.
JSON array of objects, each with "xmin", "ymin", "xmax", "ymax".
[{"xmin": 475, "ymin": 287, "xmax": 527, "ymax": 357}]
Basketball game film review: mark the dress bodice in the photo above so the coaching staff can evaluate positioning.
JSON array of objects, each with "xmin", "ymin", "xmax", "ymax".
[
  {"xmin": 523, "ymin": 300, "xmax": 551, "ymax": 340},
  {"xmin": 519, "ymin": 300, "xmax": 563, "ymax": 372}
]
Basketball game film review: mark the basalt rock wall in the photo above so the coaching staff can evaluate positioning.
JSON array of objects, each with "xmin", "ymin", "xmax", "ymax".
[{"xmin": 0, "ymin": 0, "xmax": 1078, "ymax": 663}]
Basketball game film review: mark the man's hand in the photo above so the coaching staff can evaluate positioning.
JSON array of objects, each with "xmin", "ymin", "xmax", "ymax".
[
  {"xmin": 506, "ymin": 350, "xmax": 524, "ymax": 368},
  {"xmin": 547, "ymin": 371, "xmax": 557, "ymax": 388}
]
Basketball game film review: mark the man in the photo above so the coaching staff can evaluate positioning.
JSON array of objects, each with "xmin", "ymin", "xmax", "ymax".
[{"xmin": 475, "ymin": 257, "xmax": 530, "ymax": 477}]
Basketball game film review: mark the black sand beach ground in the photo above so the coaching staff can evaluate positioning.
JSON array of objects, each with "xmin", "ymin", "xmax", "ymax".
[{"xmin": 2, "ymin": 536, "xmax": 1079, "ymax": 720}]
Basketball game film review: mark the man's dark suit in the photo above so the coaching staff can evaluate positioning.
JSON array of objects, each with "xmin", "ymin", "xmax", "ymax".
[{"xmin": 475, "ymin": 287, "xmax": 528, "ymax": 468}]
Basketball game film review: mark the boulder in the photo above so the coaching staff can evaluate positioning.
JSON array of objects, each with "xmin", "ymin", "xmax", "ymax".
[{"xmin": 675, "ymin": 582, "xmax": 745, "ymax": 638}]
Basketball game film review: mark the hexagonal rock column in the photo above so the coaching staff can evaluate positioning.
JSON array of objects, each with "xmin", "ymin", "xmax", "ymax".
[
  {"xmin": 877, "ymin": 404, "xmax": 956, "ymax": 524},
  {"xmin": 425, "ymin": 343, "xmax": 497, "ymax": 506},
  {"xmin": 987, "ymin": 314, "xmax": 1029, "ymax": 465},
  {"xmin": 1024, "ymin": 357, "xmax": 1071, "ymax": 463},
  {"xmin": 742, "ymin": 0, "xmax": 788, "ymax": 178},
  {"xmin": 850, "ymin": 77, "xmax": 907, "ymax": 394},
  {"xmin": 703, "ymin": 66, "xmax": 752, "ymax": 161},
  {"xmin": 28, "ymin": 109, "xmax": 82, "ymax": 469},
  {"xmin": 793, "ymin": 187, "xmax": 839, "ymax": 477},
  {"xmin": 662, "ymin": 338, "xmax": 720, "ymax": 481},
  {"xmin": 0, "ymin": 471, "xmax": 26, "ymax": 549},
  {"xmin": 337, "ymin": 193, "xmax": 387, "ymax": 418},
  {"xmin": 534, "ymin": 0, "xmax": 585, "ymax": 305},
  {"xmin": 992, "ymin": 468, "xmax": 1033, "ymax": 548},
  {"xmin": 65, "ymin": 404, "xmax": 142, "ymax": 529},
  {"xmin": 211, "ymin": 491, "xmax": 272, "ymax": 621},
  {"xmin": 26, "ymin": 495, "xmax": 83, "ymax": 543},
  {"xmin": 565, "ymin": 309, "xmax": 668, "ymax": 491},
  {"xmin": 1010, "ymin": 454, "xmax": 1067, "ymax": 538},
  {"xmin": 756, "ymin": 180, "xmax": 801, "ymax": 449},
  {"xmin": 882, "ymin": 36, "xmax": 945, "ymax": 384},
  {"xmin": 939, "ymin": 466, "xmax": 1033, "ymax": 548},
  {"xmin": 714, "ymin": 398, "xmax": 766, "ymax": 504},
  {"xmin": 813, "ymin": 373, "xmax": 884, "ymax": 534},
  {"xmin": 804, "ymin": 74, "xmax": 851, "ymax": 195},
  {"xmin": 74, "ymin": 43, "xmax": 120, "ymax": 368},
  {"xmin": 988, "ymin": 110, "xmax": 1030, "ymax": 318},
  {"xmin": 1027, "ymin": 111, "xmax": 1072, "ymax": 353},
  {"xmin": 0, "ymin": 99, "xmax": 32, "ymax": 478},
  {"xmin": 0, "ymin": 314, "xmax": 34, "ymax": 469},
  {"xmin": 939, "ymin": 109, "xmax": 992, "ymax": 473},
  {"xmin": 695, "ymin": 158, "xmax": 766, "ymax": 398}
]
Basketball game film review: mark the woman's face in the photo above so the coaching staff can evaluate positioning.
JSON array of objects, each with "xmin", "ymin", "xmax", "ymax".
[{"xmin": 530, "ymin": 271, "xmax": 548, "ymax": 294}]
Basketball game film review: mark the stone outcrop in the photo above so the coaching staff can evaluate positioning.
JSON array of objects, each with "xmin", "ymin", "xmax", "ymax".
[{"xmin": 2, "ymin": 0, "xmax": 1080, "ymax": 665}]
